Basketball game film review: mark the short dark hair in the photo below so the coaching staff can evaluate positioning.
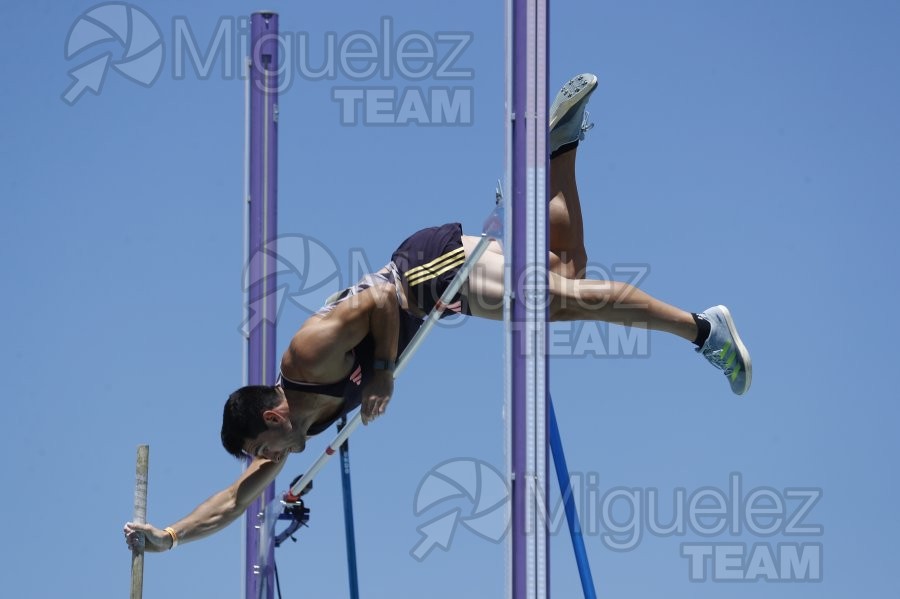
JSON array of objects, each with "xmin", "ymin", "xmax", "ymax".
[{"xmin": 221, "ymin": 385, "xmax": 282, "ymax": 459}]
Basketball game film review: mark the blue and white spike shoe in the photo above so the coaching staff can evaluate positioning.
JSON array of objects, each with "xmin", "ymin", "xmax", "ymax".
[
  {"xmin": 696, "ymin": 305, "xmax": 752, "ymax": 395},
  {"xmin": 549, "ymin": 73, "xmax": 598, "ymax": 156}
]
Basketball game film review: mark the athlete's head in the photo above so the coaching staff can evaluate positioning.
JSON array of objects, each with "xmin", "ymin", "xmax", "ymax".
[{"xmin": 221, "ymin": 385, "xmax": 303, "ymax": 461}]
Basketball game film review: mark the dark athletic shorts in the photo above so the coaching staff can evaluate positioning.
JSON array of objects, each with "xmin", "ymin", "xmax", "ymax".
[{"xmin": 391, "ymin": 223, "xmax": 471, "ymax": 317}]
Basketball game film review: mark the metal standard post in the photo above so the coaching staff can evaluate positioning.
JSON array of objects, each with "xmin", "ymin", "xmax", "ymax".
[
  {"xmin": 245, "ymin": 11, "xmax": 279, "ymax": 599},
  {"xmin": 130, "ymin": 445, "xmax": 149, "ymax": 599},
  {"xmin": 506, "ymin": 0, "xmax": 549, "ymax": 596}
]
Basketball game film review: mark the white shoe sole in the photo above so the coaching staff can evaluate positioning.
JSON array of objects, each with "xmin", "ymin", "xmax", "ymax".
[
  {"xmin": 715, "ymin": 305, "xmax": 752, "ymax": 395},
  {"xmin": 549, "ymin": 74, "xmax": 598, "ymax": 131}
]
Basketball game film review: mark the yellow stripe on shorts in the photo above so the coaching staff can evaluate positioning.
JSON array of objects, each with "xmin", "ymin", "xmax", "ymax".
[{"xmin": 405, "ymin": 247, "xmax": 466, "ymax": 286}]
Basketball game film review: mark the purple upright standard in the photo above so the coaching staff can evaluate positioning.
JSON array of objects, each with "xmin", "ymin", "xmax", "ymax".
[
  {"xmin": 506, "ymin": 0, "xmax": 550, "ymax": 597},
  {"xmin": 245, "ymin": 11, "xmax": 279, "ymax": 599}
]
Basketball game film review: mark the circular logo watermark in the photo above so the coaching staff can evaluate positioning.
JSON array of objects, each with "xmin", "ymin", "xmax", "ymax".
[
  {"xmin": 410, "ymin": 458, "xmax": 510, "ymax": 561},
  {"xmin": 240, "ymin": 234, "xmax": 344, "ymax": 336},
  {"xmin": 62, "ymin": 2, "xmax": 164, "ymax": 105}
]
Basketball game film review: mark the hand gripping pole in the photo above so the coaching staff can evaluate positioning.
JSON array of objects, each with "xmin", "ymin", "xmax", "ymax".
[{"xmin": 286, "ymin": 202, "xmax": 504, "ymax": 500}]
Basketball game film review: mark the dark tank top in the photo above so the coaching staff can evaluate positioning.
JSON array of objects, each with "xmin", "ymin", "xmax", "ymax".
[{"xmin": 277, "ymin": 269, "xmax": 422, "ymax": 436}]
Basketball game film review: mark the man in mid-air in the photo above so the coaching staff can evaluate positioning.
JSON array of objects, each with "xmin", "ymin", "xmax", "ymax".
[{"xmin": 124, "ymin": 73, "xmax": 751, "ymax": 553}]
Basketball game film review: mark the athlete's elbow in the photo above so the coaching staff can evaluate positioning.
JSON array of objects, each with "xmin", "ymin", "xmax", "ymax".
[
  {"xmin": 212, "ymin": 486, "xmax": 240, "ymax": 516},
  {"xmin": 233, "ymin": 485, "xmax": 262, "ymax": 514}
]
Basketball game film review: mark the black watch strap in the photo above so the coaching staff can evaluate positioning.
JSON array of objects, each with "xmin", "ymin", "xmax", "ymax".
[{"xmin": 372, "ymin": 359, "xmax": 396, "ymax": 372}]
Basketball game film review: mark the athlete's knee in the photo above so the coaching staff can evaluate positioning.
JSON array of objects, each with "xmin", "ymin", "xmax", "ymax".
[
  {"xmin": 549, "ymin": 249, "xmax": 588, "ymax": 280},
  {"xmin": 547, "ymin": 276, "xmax": 582, "ymax": 321},
  {"xmin": 549, "ymin": 291, "xmax": 585, "ymax": 321},
  {"xmin": 570, "ymin": 249, "xmax": 588, "ymax": 279}
]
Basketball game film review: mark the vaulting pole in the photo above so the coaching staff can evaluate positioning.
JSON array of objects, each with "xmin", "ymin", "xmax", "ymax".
[
  {"xmin": 244, "ymin": 11, "xmax": 279, "ymax": 599},
  {"xmin": 549, "ymin": 398, "xmax": 597, "ymax": 598},
  {"xmin": 130, "ymin": 445, "xmax": 149, "ymax": 599},
  {"xmin": 506, "ymin": 0, "xmax": 550, "ymax": 596}
]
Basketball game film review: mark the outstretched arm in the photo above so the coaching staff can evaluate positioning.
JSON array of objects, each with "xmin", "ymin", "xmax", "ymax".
[
  {"xmin": 283, "ymin": 284, "xmax": 399, "ymax": 424},
  {"xmin": 124, "ymin": 456, "xmax": 286, "ymax": 552}
]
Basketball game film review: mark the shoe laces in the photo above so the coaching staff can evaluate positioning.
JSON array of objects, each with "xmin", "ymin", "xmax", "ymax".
[{"xmin": 700, "ymin": 341, "xmax": 738, "ymax": 378}]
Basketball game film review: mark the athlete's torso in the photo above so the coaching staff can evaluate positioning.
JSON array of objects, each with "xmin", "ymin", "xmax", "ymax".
[{"xmin": 278, "ymin": 267, "xmax": 423, "ymax": 436}]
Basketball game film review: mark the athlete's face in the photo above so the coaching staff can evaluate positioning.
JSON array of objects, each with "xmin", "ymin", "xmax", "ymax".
[
  {"xmin": 242, "ymin": 391, "xmax": 306, "ymax": 461},
  {"xmin": 244, "ymin": 426, "xmax": 305, "ymax": 462}
]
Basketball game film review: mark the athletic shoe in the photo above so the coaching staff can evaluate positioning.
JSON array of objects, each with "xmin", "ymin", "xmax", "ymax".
[
  {"xmin": 696, "ymin": 305, "xmax": 752, "ymax": 395},
  {"xmin": 549, "ymin": 73, "xmax": 598, "ymax": 155}
]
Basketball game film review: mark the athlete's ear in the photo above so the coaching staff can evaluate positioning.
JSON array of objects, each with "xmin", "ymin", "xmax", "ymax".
[{"xmin": 262, "ymin": 410, "xmax": 286, "ymax": 426}]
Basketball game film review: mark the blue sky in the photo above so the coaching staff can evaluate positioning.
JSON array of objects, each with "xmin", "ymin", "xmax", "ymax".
[{"xmin": 2, "ymin": 0, "xmax": 898, "ymax": 597}]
